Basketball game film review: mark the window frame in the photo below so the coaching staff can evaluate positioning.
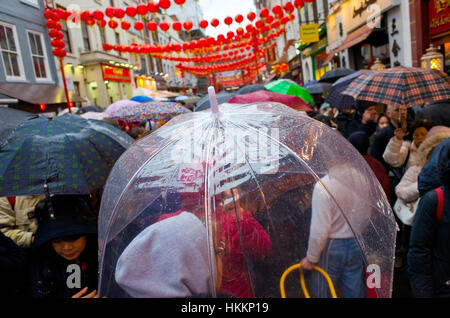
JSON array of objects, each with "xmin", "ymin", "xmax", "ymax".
[
  {"xmin": 27, "ymin": 29, "xmax": 52, "ymax": 82},
  {"xmin": 0, "ymin": 21, "xmax": 26, "ymax": 81}
]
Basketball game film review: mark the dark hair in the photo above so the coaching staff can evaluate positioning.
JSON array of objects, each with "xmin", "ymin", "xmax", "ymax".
[
  {"xmin": 377, "ymin": 113, "xmax": 388, "ymax": 124},
  {"xmin": 129, "ymin": 126, "xmax": 144, "ymax": 139},
  {"xmin": 407, "ymin": 118, "xmax": 434, "ymax": 138},
  {"xmin": 348, "ymin": 131, "xmax": 370, "ymax": 155}
]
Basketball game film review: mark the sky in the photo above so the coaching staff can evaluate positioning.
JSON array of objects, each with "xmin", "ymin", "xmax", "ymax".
[{"xmin": 197, "ymin": 0, "xmax": 257, "ymax": 38}]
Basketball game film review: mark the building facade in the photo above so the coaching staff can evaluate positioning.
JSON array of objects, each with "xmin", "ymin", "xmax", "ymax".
[{"xmin": 0, "ymin": 0, "xmax": 73, "ymax": 114}]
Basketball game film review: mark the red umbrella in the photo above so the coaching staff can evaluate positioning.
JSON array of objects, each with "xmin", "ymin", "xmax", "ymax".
[{"xmin": 227, "ymin": 90, "xmax": 313, "ymax": 112}]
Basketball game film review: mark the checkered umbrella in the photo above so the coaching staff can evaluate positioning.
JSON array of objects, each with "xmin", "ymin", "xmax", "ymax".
[
  {"xmin": 0, "ymin": 114, "xmax": 134, "ymax": 196},
  {"xmin": 341, "ymin": 67, "xmax": 450, "ymax": 108}
]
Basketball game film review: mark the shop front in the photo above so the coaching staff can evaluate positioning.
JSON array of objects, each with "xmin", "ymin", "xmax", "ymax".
[
  {"xmin": 428, "ymin": 0, "xmax": 450, "ymax": 73},
  {"xmin": 301, "ymin": 30, "xmax": 330, "ymax": 82},
  {"xmin": 325, "ymin": 0, "xmax": 413, "ymax": 70}
]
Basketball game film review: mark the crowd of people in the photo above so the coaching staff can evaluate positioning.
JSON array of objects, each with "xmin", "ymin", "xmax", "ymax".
[{"xmin": 0, "ymin": 93, "xmax": 449, "ymax": 299}]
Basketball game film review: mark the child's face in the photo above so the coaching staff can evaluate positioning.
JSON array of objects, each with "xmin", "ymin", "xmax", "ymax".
[
  {"xmin": 51, "ymin": 235, "xmax": 87, "ymax": 261},
  {"xmin": 413, "ymin": 127, "xmax": 428, "ymax": 148},
  {"xmin": 378, "ymin": 116, "xmax": 389, "ymax": 130}
]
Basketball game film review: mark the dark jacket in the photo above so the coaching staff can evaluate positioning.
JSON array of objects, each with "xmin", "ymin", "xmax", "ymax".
[
  {"xmin": 0, "ymin": 231, "xmax": 28, "ymax": 297},
  {"xmin": 418, "ymin": 139, "xmax": 450, "ymax": 196},
  {"xmin": 408, "ymin": 141, "xmax": 450, "ymax": 298},
  {"xmin": 370, "ymin": 122, "xmax": 396, "ymax": 167},
  {"xmin": 346, "ymin": 118, "xmax": 376, "ymax": 139},
  {"xmin": 29, "ymin": 235, "xmax": 98, "ymax": 298}
]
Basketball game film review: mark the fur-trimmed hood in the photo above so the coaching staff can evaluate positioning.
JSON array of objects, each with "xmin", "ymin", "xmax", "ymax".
[{"xmin": 417, "ymin": 126, "xmax": 450, "ymax": 166}]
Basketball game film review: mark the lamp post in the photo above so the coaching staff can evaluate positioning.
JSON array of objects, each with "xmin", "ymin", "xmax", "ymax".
[{"xmin": 421, "ymin": 44, "xmax": 444, "ymax": 71}]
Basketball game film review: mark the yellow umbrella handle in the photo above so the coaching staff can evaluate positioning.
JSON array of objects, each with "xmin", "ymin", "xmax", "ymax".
[{"xmin": 280, "ymin": 263, "xmax": 338, "ymax": 298}]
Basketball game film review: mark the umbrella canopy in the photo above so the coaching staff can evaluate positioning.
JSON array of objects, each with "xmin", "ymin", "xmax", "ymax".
[
  {"xmin": 132, "ymin": 87, "xmax": 153, "ymax": 97},
  {"xmin": 303, "ymin": 80, "xmax": 318, "ymax": 88},
  {"xmin": 341, "ymin": 67, "xmax": 450, "ymax": 108},
  {"xmin": 235, "ymin": 84, "xmax": 266, "ymax": 95},
  {"xmin": 107, "ymin": 101, "xmax": 191, "ymax": 123},
  {"xmin": 0, "ymin": 107, "xmax": 38, "ymax": 146},
  {"xmin": 97, "ymin": 97, "xmax": 396, "ymax": 298},
  {"xmin": 264, "ymin": 80, "xmax": 315, "ymax": 105},
  {"xmin": 414, "ymin": 99, "xmax": 450, "ymax": 127},
  {"xmin": 319, "ymin": 68, "xmax": 356, "ymax": 83},
  {"xmin": 80, "ymin": 111, "xmax": 108, "ymax": 121},
  {"xmin": 130, "ymin": 95, "xmax": 154, "ymax": 103},
  {"xmin": 175, "ymin": 95, "xmax": 189, "ymax": 102},
  {"xmin": 325, "ymin": 70, "xmax": 378, "ymax": 110},
  {"xmin": 105, "ymin": 100, "xmax": 141, "ymax": 116},
  {"xmin": 77, "ymin": 106, "xmax": 104, "ymax": 114},
  {"xmin": 305, "ymin": 82, "xmax": 332, "ymax": 95},
  {"xmin": 227, "ymin": 90, "xmax": 312, "ymax": 112},
  {"xmin": 194, "ymin": 90, "xmax": 236, "ymax": 111},
  {"xmin": 183, "ymin": 96, "xmax": 201, "ymax": 106},
  {"xmin": 0, "ymin": 114, "xmax": 133, "ymax": 196}
]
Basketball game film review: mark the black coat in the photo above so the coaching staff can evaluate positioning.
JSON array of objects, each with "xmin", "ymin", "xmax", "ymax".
[
  {"xmin": 407, "ymin": 187, "xmax": 450, "ymax": 298},
  {"xmin": 370, "ymin": 122, "xmax": 396, "ymax": 167},
  {"xmin": 29, "ymin": 234, "xmax": 98, "ymax": 298},
  {"xmin": 0, "ymin": 231, "xmax": 28, "ymax": 297}
]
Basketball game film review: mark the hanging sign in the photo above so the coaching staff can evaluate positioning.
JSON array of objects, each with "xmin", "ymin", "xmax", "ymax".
[
  {"xmin": 429, "ymin": 0, "xmax": 450, "ymax": 37},
  {"xmin": 300, "ymin": 23, "xmax": 319, "ymax": 44},
  {"xmin": 101, "ymin": 64, "xmax": 131, "ymax": 82}
]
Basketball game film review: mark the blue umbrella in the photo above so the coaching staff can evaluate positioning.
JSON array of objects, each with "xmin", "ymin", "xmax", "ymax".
[
  {"xmin": 235, "ymin": 84, "xmax": 266, "ymax": 95},
  {"xmin": 0, "ymin": 114, "xmax": 134, "ymax": 196},
  {"xmin": 303, "ymin": 80, "xmax": 318, "ymax": 88},
  {"xmin": 175, "ymin": 95, "xmax": 189, "ymax": 102},
  {"xmin": 0, "ymin": 107, "xmax": 38, "ymax": 146},
  {"xmin": 194, "ymin": 91, "xmax": 236, "ymax": 111},
  {"xmin": 130, "ymin": 95, "xmax": 154, "ymax": 103}
]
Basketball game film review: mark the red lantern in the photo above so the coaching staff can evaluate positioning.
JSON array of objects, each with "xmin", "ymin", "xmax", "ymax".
[
  {"xmin": 46, "ymin": 20, "xmax": 58, "ymax": 29},
  {"xmin": 172, "ymin": 21, "xmax": 182, "ymax": 32},
  {"xmin": 114, "ymin": 8, "xmax": 125, "ymax": 19},
  {"xmin": 272, "ymin": 5, "xmax": 282, "ymax": 16},
  {"xmin": 48, "ymin": 29, "xmax": 63, "ymax": 39},
  {"xmin": 235, "ymin": 14, "xmax": 244, "ymax": 24},
  {"xmin": 294, "ymin": 0, "xmax": 305, "ymax": 8},
  {"xmin": 105, "ymin": 7, "xmax": 115, "ymax": 18},
  {"xmin": 199, "ymin": 20, "xmax": 208, "ymax": 29},
  {"xmin": 92, "ymin": 10, "xmax": 104, "ymax": 21},
  {"xmin": 147, "ymin": 21, "xmax": 157, "ymax": 31},
  {"xmin": 247, "ymin": 12, "xmax": 256, "ymax": 22},
  {"xmin": 227, "ymin": 31, "xmax": 235, "ymax": 39},
  {"xmin": 174, "ymin": 0, "xmax": 186, "ymax": 7},
  {"xmin": 281, "ymin": 16, "xmax": 290, "ymax": 25},
  {"xmin": 260, "ymin": 8, "xmax": 269, "ymax": 18},
  {"xmin": 207, "ymin": 37, "xmax": 216, "ymax": 46},
  {"xmin": 134, "ymin": 21, "xmax": 144, "ymax": 31},
  {"xmin": 52, "ymin": 48, "xmax": 66, "ymax": 58},
  {"xmin": 183, "ymin": 20, "xmax": 193, "ymax": 31},
  {"xmin": 160, "ymin": 22, "xmax": 170, "ymax": 32},
  {"xmin": 121, "ymin": 20, "xmax": 131, "ymax": 31},
  {"xmin": 159, "ymin": 0, "xmax": 171, "ymax": 10},
  {"xmin": 51, "ymin": 39, "xmax": 65, "ymax": 49},
  {"xmin": 136, "ymin": 3, "xmax": 148, "ymax": 15},
  {"xmin": 245, "ymin": 24, "xmax": 254, "ymax": 33},
  {"xmin": 211, "ymin": 18, "xmax": 220, "ymax": 28},
  {"xmin": 97, "ymin": 20, "xmax": 107, "ymax": 29},
  {"xmin": 266, "ymin": 15, "xmax": 274, "ymax": 24},
  {"xmin": 236, "ymin": 27, "xmax": 244, "ymax": 36},
  {"xmin": 255, "ymin": 19, "xmax": 264, "ymax": 29},
  {"xmin": 44, "ymin": 9, "xmax": 54, "ymax": 20},
  {"xmin": 103, "ymin": 43, "xmax": 113, "ymax": 51},
  {"xmin": 126, "ymin": 6, "xmax": 137, "ymax": 18},
  {"xmin": 182, "ymin": 42, "xmax": 190, "ymax": 51},
  {"xmin": 217, "ymin": 34, "xmax": 225, "ymax": 43},
  {"xmin": 284, "ymin": 1, "xmax": 295, "ymax": 13},
  {"xmin": 108, "ymin": 19, "xmax": 119, "ymax": 29},
  {"xmin": 224, "ymin": 16, "xmax": 233, "ymax": 26},
  {"xmin": 80, "ymin": 10, "xmax": 92, "ymax": 23},
  {"xmin": 148, "ymin": 1, "xmax": 159, "ymax": 13}
]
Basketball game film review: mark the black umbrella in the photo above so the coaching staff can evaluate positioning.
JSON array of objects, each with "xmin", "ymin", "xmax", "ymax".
[
  {"xmin": 325, "ymin": 70, "xmax": 376, "ymax": 110},
  {"xmin": 319, "ymin": 68, "xmax": 356, "ymax": 83},
  {"xmin": 414, "ymin": 99, "xmax": 450, "ymax": 127},
  {"xmin": 194, "ymin": 91, "xmax": 237, "ymax": 111},
  {"xmin": 235, "ymin": 84, "xmax": 266, "ymax": 95},
  {"xmin": 305, "ymin": 83, "xmax": 332, "ymax": 95},
  {"xmin": 77, "ymin": 106, "xmax": 104, "ymax": 114},
  {"xmin": 0, "ymin": 107, "xmax": 38, "ymax": 146}
]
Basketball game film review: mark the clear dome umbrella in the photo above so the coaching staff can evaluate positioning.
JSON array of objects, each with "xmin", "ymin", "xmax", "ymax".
[{"xmin": 98, "ymin": 87, "xmax": 397, "ymax": 298}]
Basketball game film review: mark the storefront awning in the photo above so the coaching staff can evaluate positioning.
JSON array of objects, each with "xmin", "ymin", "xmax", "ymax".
[
  {"xmin": 0, "ymin": 82, "xmax": 83, "ymax": 105},
  {"xmin": 323, "ymin": 15, "xmax": 382, "ymax": 66}
]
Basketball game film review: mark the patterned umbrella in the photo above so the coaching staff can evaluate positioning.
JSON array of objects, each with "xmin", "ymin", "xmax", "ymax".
[
  {"xmin": 0, "ymin": 107, "xmax": 38, "ymax": 146},
  {"xmin": 227, "ymin": 90, "xmax": 313, "ymax": 112},
  {"xmin": 341, "ymin": 67, "xmax": 450, "ymax": 108},
  {"xmin": 264, "ymin": 80, "xmax": 315, "ymax": 105},
  {"xmin": 0, "ymin": 114, "xmax": 134, "ymax": 196},
  {"xmin": 107, "ymin": 101, "xmax": 191, "ymax": 123},
  {"xmin": 105, "ymin": 100, "xmax": 141, "ymax": 116}
]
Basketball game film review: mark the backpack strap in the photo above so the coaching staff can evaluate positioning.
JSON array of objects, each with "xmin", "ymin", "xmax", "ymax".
[{"xmin": 435, "ymin": 187, "xmax": 444, "ymax": 223}]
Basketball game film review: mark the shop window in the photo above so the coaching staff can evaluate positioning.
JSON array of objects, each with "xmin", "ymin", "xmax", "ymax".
[
  {"xmin": 81, "ymin": 22, "xmax": 91, "ymax": 52},
  {"xmin": 27, "ymin": 30, "xmax": 50, "ymax": 80},
  {"xmin": 0, "ymin": 22, "xmax": 25, "ymax": 80}
]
